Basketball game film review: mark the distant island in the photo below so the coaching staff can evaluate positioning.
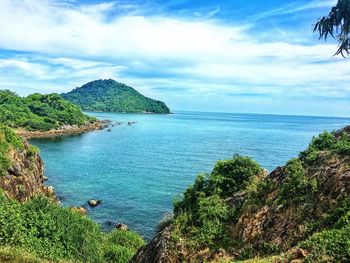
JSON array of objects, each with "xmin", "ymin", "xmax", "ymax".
[{"xmin": 61, "ymin": 79, "xmax": 171, "ymax": 114}]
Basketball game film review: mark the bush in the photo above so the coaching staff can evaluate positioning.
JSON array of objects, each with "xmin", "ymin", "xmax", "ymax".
[
  {"xmin": 195, "ymin": 195, "xmax": 228, "ymax": 246},
  {"xmin": 0, "ymin": 194, "xmax": 144, "ymax": 262},
  {"xmin": 300, "ymin": 225, "xmax": 350, "ymax": 262},
  {"xmin": 277, "ymin": 159, "xmax": 317, "ymax": 205},
  {"xmin": 210, "ymin": 154, "xmax": 263, "ymax": 198},
  {"xmin": 300, "ymin": 131, "xmax": 350, "ymax": 165},
  {"xmin": 0, "ymin": 125, "xmax": 26, "ymax": 176},
  {"xmin": 172, "ymin": 155, "xmax": 262, "ymax": 250},
  {"xmin": 103, "ymin": 230, "xmax": 144, "ymax": 263}
]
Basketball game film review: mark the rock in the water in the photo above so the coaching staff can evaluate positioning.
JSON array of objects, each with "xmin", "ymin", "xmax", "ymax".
[
  {"xmin": 45, "ymin": 186, "xmax": 55, "ymax": 196},
  {"xmin": 88, "ymin": 199, "xmax": 102, "ymax": 207},
  {"xmin": 116, "ymin": 223, "xmax": 128, "ymax": 231},
  {"xmin": 42, "ymin": 175, "xmax": 48, "ymax": 182}
]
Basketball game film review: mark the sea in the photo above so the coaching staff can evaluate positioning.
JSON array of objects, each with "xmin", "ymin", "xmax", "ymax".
[{"xmin": 30, "ymin": 111, "xmax": 350, "ymax": 239}]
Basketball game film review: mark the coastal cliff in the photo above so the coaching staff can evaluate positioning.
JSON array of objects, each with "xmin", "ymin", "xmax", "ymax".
[
  {"xmin": 132, "ymin": 126, "xmax": 350, "ymax": 263},
  {"xmin": 0, "ymin": 126, "xmax": 54, "ymax": 202}
]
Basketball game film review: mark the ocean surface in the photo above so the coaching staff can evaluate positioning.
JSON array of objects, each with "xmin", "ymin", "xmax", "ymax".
[{"xmin": 30, "ymin": 111, "xmax": 350, "ymax": 239}]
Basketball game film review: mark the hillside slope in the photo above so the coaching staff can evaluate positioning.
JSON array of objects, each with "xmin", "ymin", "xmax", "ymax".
[
  {"xmin": 0, "ymin": 125, "xmax": 54, "ymax": 202},
  {"xmin": 61, "ymin": 79, "xmax": 170, "ymax": 114},
  {"xmin": 132, "ymin": 127, "xmax": 350, "ymax": 263},
  {"xmin": 0, "ymin": 90, "xmax": 96, "ymax": 131}
]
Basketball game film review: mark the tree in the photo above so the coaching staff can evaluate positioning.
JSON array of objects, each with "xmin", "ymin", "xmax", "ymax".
[{"xmin": 314, "ymin": 0, "xmax": 350, "ymax": 56}]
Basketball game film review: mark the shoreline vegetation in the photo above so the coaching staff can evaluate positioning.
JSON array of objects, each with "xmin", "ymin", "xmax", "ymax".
[{"xmin": 16, "ymin": 119, "xmax": 110, "ymax": 139}]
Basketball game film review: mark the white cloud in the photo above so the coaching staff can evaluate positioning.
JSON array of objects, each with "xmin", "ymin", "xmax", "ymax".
[
  {"xmin": 251, "ymin": 0, "xmax": 336, "ymax": 20},
  {"xmin": 0, "ymin": 0, "xmax": 348, "ymax": 116}
]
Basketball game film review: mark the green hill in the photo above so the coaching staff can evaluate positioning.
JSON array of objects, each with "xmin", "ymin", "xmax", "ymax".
[
  {"xmin": 61, "ymin": 79, "xmax": 171, "ymax": 114},
  {"xmin": 0, "ymin": 90, "xmax": 96, "ymax": 131}
]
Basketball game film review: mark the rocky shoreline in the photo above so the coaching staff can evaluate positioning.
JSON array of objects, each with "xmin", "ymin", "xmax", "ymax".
[{"xmin": 16, "ymin": 120, "xmax": 110, "ymax": 139}]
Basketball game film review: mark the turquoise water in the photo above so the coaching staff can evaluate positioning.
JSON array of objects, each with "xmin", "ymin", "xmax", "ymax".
[{"xmin": 30, "ymin": 111, "xmax": 350, "ymax": 239}]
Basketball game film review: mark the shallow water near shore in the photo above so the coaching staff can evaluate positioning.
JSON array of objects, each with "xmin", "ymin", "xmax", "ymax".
[{"xmin": 30, "ymin": 111, "xmax": 350, "ymax": 239}]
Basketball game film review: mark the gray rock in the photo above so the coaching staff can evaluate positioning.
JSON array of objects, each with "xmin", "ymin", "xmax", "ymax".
[
  {"xmin": 116, "ymin": 223, "xmax": 128, "ymax": 231},
  {"xmin": 88, "ymin": 199, "xmax": 102, "ymax": 207}
]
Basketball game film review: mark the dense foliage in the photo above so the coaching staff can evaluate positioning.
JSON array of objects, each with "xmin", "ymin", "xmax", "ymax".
[
  {"xmin": 167, "ymin": 130, "xmax": 350, "ymax": 262},
  {"xmin": 172, "ymin": 155, "xmax": 264, "ymax": 250},
  {"xmin": 61, "ymin": 79, "xmax": 171, "ymax": 114},
  {"xmin": 0, "ymin": 90, "xmax": 96, "ymax": 131},
  {"xmin": 0, "ymin": 193, "xmax": 144, "ymax": 263},
  {"xmin": 300, "ymin": 203, "xmax": 350, "ymax": 262},
  {"xmin": 0, "ymin": 125, "xmax": 28, "ymax": 176},
  {"xmin": 300, "ymin": 131, "xmax": 350, "ymax": 165}
]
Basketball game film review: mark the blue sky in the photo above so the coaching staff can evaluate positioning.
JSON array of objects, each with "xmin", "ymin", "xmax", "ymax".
[{"xmin": 0, "ymin": 0, "xmax": 349, "ymax": 116}]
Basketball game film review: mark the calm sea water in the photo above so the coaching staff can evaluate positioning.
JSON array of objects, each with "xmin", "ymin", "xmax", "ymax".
[{"xmin": 30, "ymin": 111, "xmax": 350, "ymax": 238}]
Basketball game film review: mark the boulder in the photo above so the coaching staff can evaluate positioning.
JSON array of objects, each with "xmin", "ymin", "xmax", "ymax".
[
  {"xmin": 116, "ymin": 223, "xmax": 128, "ymax": 231},
  {"xmin": 88, "ymin": 199, "xmax": 102, "ymax": 207},
  {"xmin": 71, "ymin": 206, "xmax": 87, "ymax": 216},
  {"xmin": 293, "ymin": 248, "xmax": 308, "ymax": 259},
  {"xmin": 9, "ymin": 164, "xmax": 21, "ymax": 176}
]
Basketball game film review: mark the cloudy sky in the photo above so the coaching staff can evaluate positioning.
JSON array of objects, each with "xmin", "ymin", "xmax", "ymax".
[{"xmin": 0, "ymin": 0, "xmax": 349, "ymax": 116}]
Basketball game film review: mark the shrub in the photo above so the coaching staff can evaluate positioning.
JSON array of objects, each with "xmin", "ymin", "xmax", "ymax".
[
  {"xmin": 277, "ymin": 159, "xmax": 317, "ymax": 205},
  {"xmin": 172, "ymin": 155, "xmax": 262, "ymax": 250},
  {"xmin": 300, "ymin": 225, "xmax": 350, "ymax": 262},
  {"xmin": 0, "ymin": 125, "xmax": 26, "ymax": 176},
  {"xmin": 0, "ymin": 194, "xmax": 144, "ymax": 263},
  {"xmin": 209, "ymin": 154, "xmax": 263, "ymax": 198},
  {"xmin": 103, "ymin": 230, "xmax": 144, "ymax": 263},
  {"xmin": 300, "ymin": 131, "xmax": 350, "ymax": 165},
  {"xmin": 195, "ymin": 195, "xmax": 228, "ymax": 246}
]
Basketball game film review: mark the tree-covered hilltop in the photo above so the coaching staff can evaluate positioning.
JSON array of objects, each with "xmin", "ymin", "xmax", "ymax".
[
  {"xmin": 0, "ymin": 90, "xmax": 96, "ymax": 131},
  {"xmin": 133, "ymin": 128, "xmax": 350, "ymax": 263},
  {"xmin": 61, "ymin": 79, "xmax": 171, "ymax": 114}
]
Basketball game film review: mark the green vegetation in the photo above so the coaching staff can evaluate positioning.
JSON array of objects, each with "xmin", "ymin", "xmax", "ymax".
[
  {"xmin": 172, "ymin": 155, "xmax": 264, "ymax": 250},
  {"xmin": 0, "ymin": 125, "xmax": 27, "ymax": 176},
  {"xmin": 276, "ymin": 158, "xmax": 317, "ymax": 206},
  {"xmin": 0, "ymin": 90, "xmax": 96, "ymax": 131},
  {"xmin": 167, "ymin": 130, "xmax": 350, "ymax": 262},
  {"xmin": 61, "ymin": 79, "xmax": 170, "ymax": 114},
  {"xmin": 299, "ymin": 131, "xmax": 350, "ymax": 165},
  {"xmin": 0, "ymin": 192, "xmax": 144, "ymax": 263},
  {"xmin": 301, "ymin": 214, "xmax": 350, "ymax": 262}
]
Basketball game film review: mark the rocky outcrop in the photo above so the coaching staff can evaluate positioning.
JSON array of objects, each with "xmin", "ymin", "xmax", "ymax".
[
  {"xmin": 16, "ymin": 120, "xmax": 110, "ymax": 139},
  {"xmin": 116, "ymin": 223, "xmax": 129, "ymax": 231},
  {"xmin": 130, "ymin": 227, "xmax": 173, "ymax": 263},
  {"xmin": 0, "ymin": 140, "xmax": 55, "ymax": 202},
  {"xmin": 132, "ymin": 126, "xmax": 350, "ymax": 263}
]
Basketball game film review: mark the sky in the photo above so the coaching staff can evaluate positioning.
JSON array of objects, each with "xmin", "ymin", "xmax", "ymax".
[{"xmin": 0, "ymin": 0, "xmax": 349, "ymax": 117}]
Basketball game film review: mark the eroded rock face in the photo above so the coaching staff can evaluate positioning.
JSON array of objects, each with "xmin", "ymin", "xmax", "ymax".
[
  {"xmin": 130, "ymin": 227, "xmax": 173, "ymax": 263},
  {"xmin": 0, "ymin": 140, "xmax": 54, "ymax": 202}
]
